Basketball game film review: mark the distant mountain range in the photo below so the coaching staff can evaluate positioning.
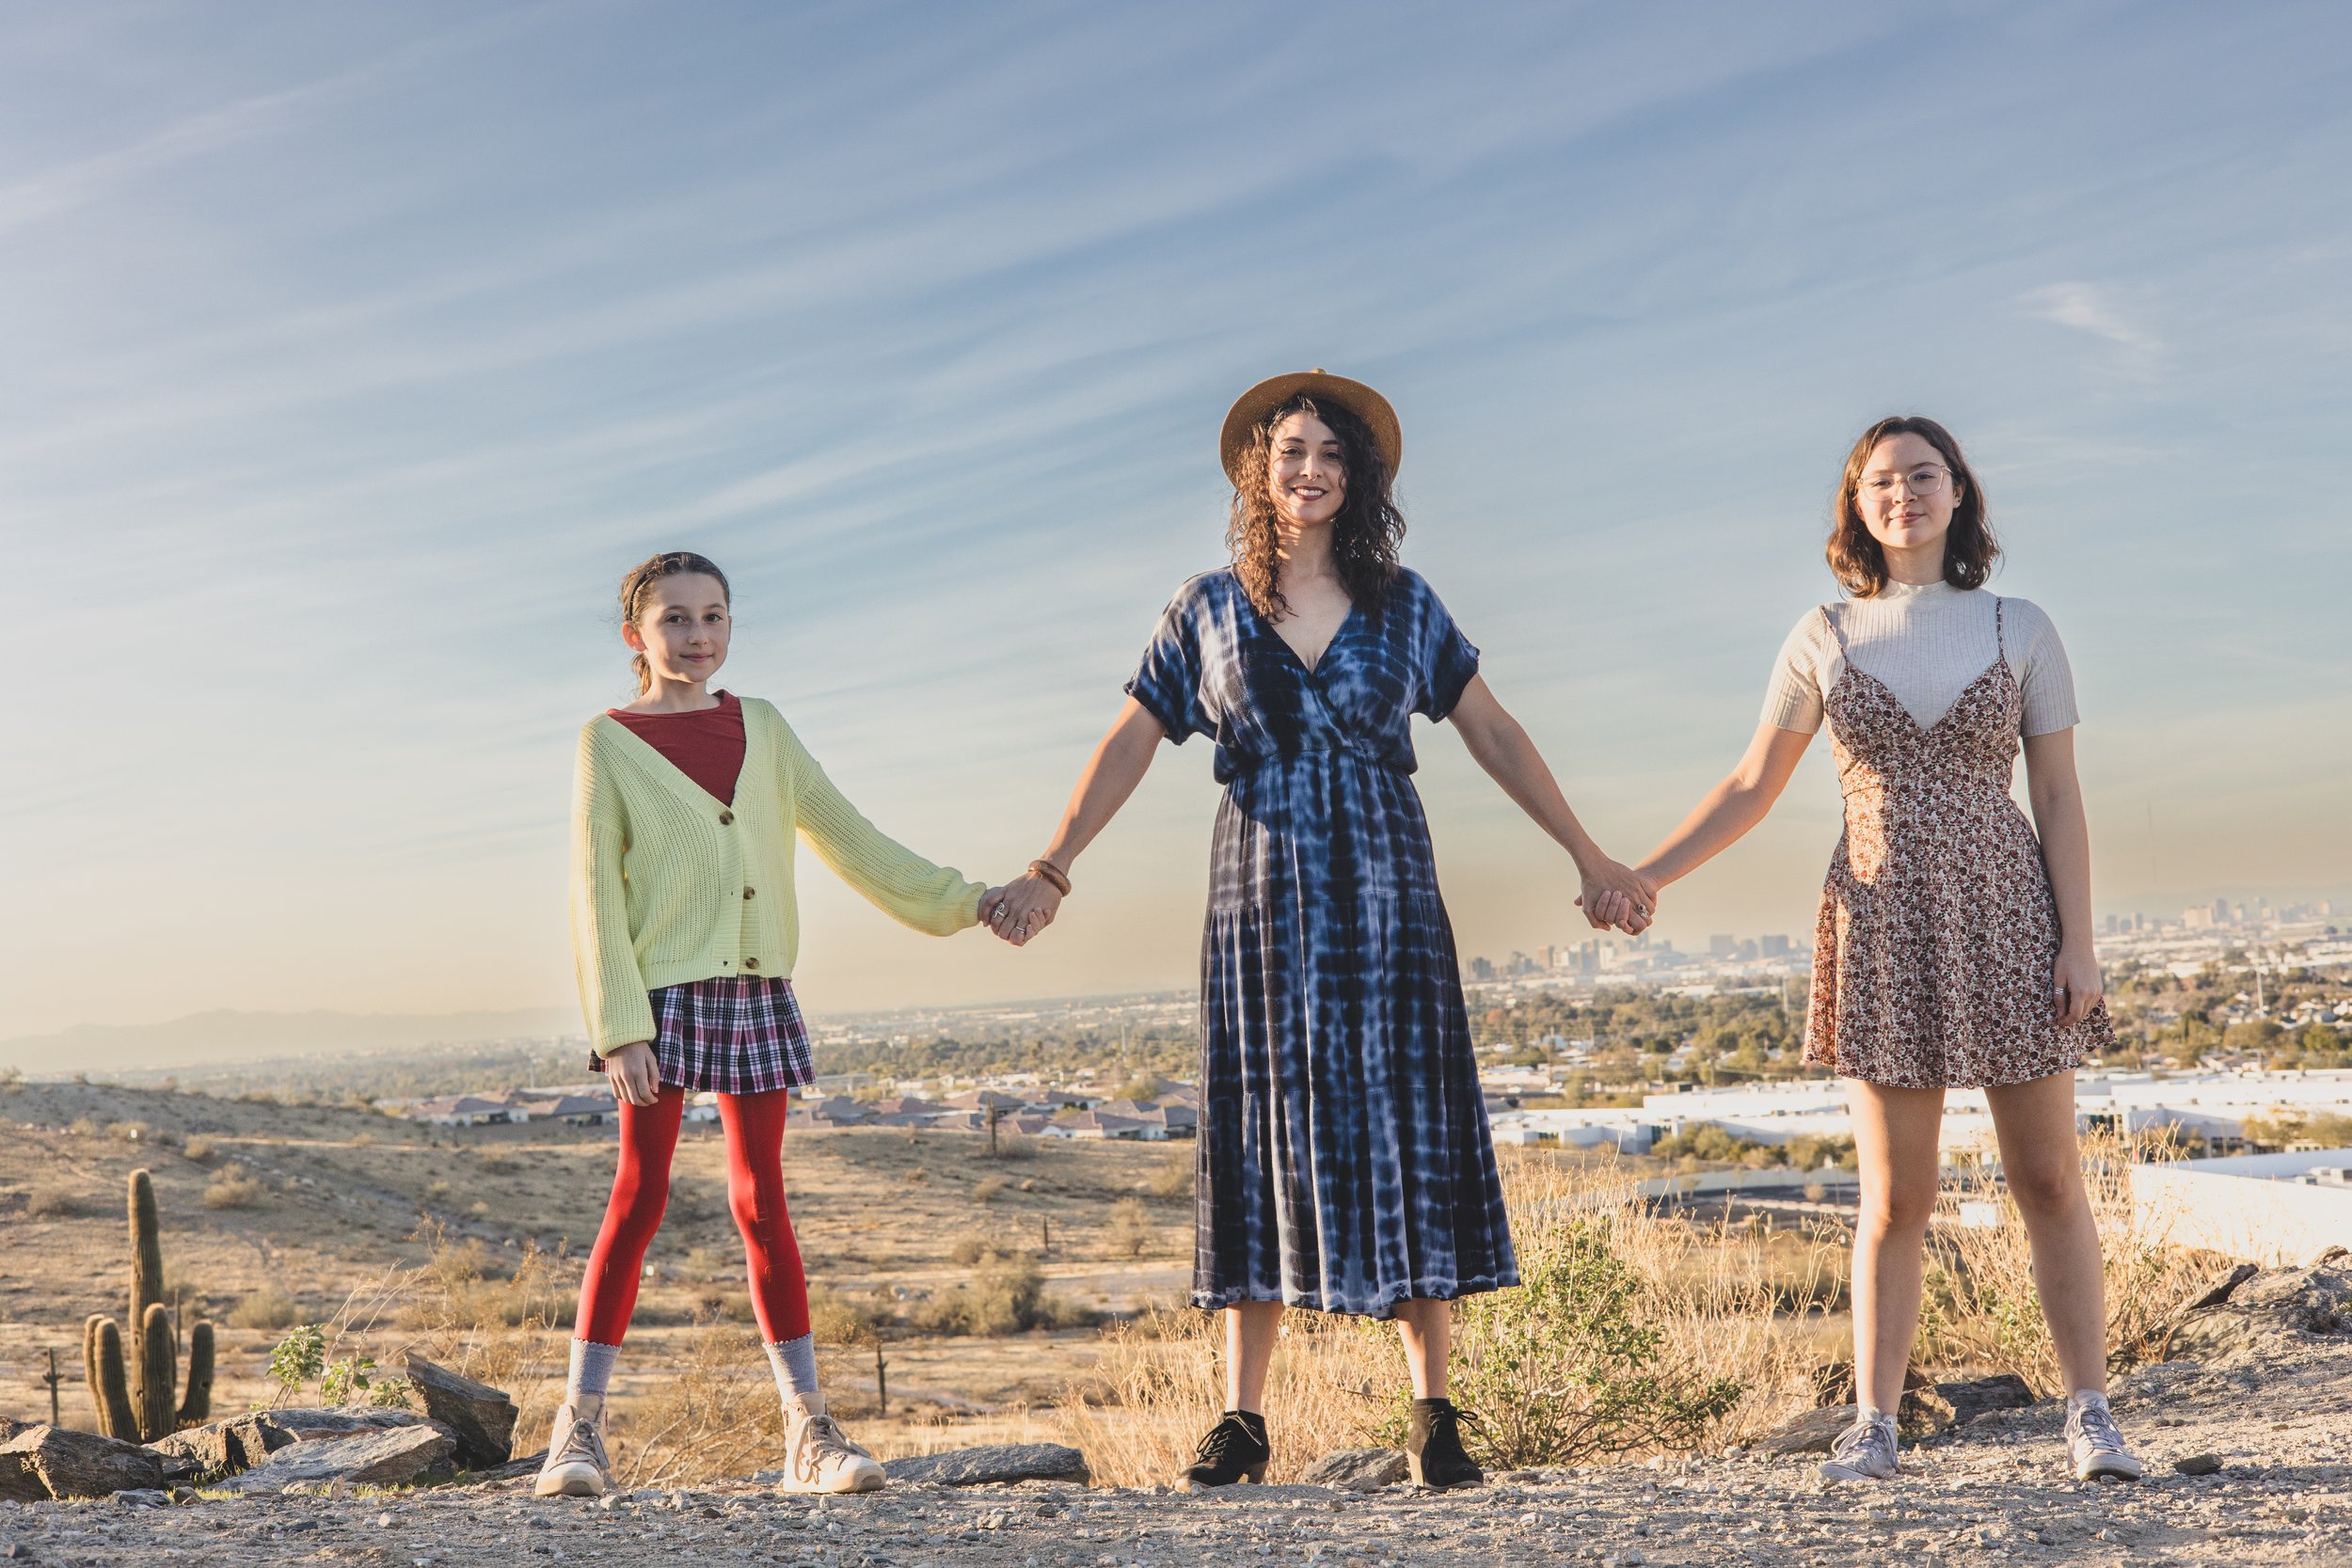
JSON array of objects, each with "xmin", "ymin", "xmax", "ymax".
[{"xmin": 0, "ymin": 1007, "xmax": 580, "ymax": 1075}]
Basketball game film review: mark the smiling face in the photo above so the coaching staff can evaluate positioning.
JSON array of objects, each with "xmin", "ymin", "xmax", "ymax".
[
  {"xmin": 1265, "ymin": 410, "xmax": 1347, "ymax": 531},
  {"xmin": 1854, "ymin": 431, "xmax": 1963, "ymax": 562},
  {"xmin": 622, "ymin": 572, "xmax": 731, "ymax": 686}
]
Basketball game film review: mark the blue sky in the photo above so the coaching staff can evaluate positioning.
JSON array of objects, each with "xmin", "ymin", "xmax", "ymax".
[{"xmin": 4, "ymin": 1, "xmax": 2347, "ymax": 1037}]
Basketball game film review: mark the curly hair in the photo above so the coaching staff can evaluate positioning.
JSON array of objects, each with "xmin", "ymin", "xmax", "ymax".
[
  {"xmin": 1827, "ymin": 415, "xmax": 2000, "ymax": 596},
  {"xmin": 1226, "ymin": 393, "xmax": 1405, "ymax": 620},
  {"xmin": 618, "ymin": 549, "xmax": 730, "ymax": 692}
]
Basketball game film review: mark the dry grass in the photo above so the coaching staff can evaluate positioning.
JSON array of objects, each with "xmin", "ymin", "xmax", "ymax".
[
  {"xmin": 181, "ymin": 1133, "xmax": 218, "ymax": 1164},
  {"xmin": 1916, "ymin": 1130, "xmax": 2213, "ymax": 1394},
  {"xmin": 227, "ymin": 1287, "xmax": 303, "ymax": 1331},
  {"xmin": 1050, "ymin": 1152, "xmax": 1843, "ymax": 1486},
  {"xmin": 24, "ymin": 1182, "xmax": 80, "ymax": 1218},
  {"xmin": 201, "ymin": 1163, "xmax": 266, "ymax": 1210}
]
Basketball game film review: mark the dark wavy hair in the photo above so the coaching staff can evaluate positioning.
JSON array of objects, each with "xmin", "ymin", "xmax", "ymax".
[
  {"xmin": 1827, "ymin": 415, "xmax": 1999, "ymax": 596},
  {"xmin": 618, "ymin": 549, "xmax": 730, "ymax": 692},
  {"xmin": 1226, "ymin": 393, "xmax": 1405, "ymax": 620}
]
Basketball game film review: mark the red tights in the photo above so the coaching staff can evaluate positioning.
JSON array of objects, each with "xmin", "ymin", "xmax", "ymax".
[{"xmin": 573, "ymin": 1085, "xmax": 809, "ymax": 1346}]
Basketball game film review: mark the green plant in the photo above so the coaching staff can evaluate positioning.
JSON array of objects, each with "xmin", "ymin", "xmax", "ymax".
[
  {"xmin": 320, "ymin": 1355, "xmax": 414, "ymax": 1409},
  {"xmin": 82, "ymin": 1169, "xmax": 215, "ymax": 1440},
  {"xmin": 1390, "ymin": 1218, "xmax": 1743, "ymax": 1468},
  {"xmin": 268, "ymin": 1325, "xmax": 326, "ymax": 1402}
]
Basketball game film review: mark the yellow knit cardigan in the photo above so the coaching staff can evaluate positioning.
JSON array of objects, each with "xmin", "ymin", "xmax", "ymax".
[{"xmin": 569, "ymin": 696, "xmax": 982, "ymax": 1054}]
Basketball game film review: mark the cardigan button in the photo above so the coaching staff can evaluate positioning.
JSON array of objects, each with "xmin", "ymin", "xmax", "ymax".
[
  {"xmin": 718, "ymin": 810, "xmax": 735, "ymax": 825},
  {"xmin": 743, "ymin": 886, "xmax": 755, "ymax": 899},
  {"xmin": 743, "ymin": 957, "xmax": 760, "ymax": 971}
]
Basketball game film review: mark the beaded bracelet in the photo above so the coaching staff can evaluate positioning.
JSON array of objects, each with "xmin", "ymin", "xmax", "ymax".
[{"xmin": 1028, "ymin": 859, "xmax": 1073, "ymax": 895}]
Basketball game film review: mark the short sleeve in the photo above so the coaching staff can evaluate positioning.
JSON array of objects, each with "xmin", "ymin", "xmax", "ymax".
[
  {"xmin": 2005, "ymin": 599, "xmax": 2081, "ymax": 736},
  {"xmin": 1124, "ymin": 588, "xmax": 1212, "ymax": 744},
  {"xmin": 1760, "ymin": 610, "xmax": 1832, "ymax": 735},
  {"xmin": 1409, "ymin": 577, "xmax": 1482, "ymax": 721}
]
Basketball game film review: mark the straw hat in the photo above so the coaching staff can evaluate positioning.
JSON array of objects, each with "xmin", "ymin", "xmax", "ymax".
[{"xmin": 1219, "ymin": 369, "xmax": 1402, "ymax": 486}]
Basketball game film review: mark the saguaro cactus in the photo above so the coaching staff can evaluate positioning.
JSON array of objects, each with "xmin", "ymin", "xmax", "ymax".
[{"xmin": 81, "ymin": 1169, "xmax": 215, "ymax": 1440}]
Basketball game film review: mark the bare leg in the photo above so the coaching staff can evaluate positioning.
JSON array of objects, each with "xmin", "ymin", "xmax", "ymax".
[
  {"xmin": 1225, "ymin": 1301, "xmax": 1285, "ymax": 1413},
  {"xmin": 1984, "ymin": 1071, "xmax": 2108, "ymax": 1395},
  {"xmin": 1847, "ymin": 1081, "xmax": 1946, "ymax": 1414},
  {"xmin": 1391, "ymin": 1299, "xmax": 1453, "ymax": 1399}
]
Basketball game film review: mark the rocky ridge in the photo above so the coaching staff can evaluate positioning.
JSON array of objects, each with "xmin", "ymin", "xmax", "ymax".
[{"xmin": 1, "ymin": 1264, "xmax": 2345, "ymax": 1567}]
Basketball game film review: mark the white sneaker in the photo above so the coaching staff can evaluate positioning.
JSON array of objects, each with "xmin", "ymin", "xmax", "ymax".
[
  {"xmin": 534, "ymin": 1399, "xmax": 613, "ymax": 1497},
  {"xmin": 778, "ymin": 1394, "xmax": 885, "ymax": 1495},
  {"xmin": 2066, "ymin": 1391, "xmax": 2142, "ymax": 1481},
  {"xmin": 1818, "ymin": 1410, "xmax": 1899, "ymax": 1482}
]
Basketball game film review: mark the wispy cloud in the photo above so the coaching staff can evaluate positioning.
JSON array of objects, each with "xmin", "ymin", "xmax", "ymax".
[{"xmin": 2021, "ymin": 280, "xmax": 2165, "ymax": 356}]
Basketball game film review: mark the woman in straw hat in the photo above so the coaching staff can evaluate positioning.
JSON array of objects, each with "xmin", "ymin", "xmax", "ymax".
[{"xmin": 983, "ymin": 372, "xmax": 1655, "ymax": 1490}]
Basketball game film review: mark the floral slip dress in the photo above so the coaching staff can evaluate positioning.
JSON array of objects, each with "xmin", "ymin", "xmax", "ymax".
[{"xmin": 1804, "ymin": 597, "xmax": 2115, "ymax": 1087}]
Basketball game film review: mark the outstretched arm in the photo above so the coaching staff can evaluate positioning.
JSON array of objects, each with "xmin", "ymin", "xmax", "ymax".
[
  {"xmin": 1634, "ymin": 721, "xmax": 1813, "ymax": 893},
  {"xmin": 986, "ymin": 698, "xmax": 1167, "ymax": 945},
  {"xmin": 1447, "ymin": 674, "xmax": 1654, "ymax": 933},
  {"xmin": 2024, "ymin": 727, "xmax": 2102, "ymax": 1025}
]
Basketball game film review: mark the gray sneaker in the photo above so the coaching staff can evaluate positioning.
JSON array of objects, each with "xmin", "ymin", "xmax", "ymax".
[
  {"xmin": 534, "ymin": 1400, "xmax": 613, "ymax": 1497},
  {"xmin": 2066, "ymin": 1392, "xmax": 2142, "ymax": 1481},
  {"xmin": 1818, "ymin": 1411, "xmax": 1899, "ymax": 1482}
]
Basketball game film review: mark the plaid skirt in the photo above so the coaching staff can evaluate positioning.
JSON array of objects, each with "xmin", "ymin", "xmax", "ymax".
[{"xmin": 589, "ymin": 976, "xmax": 814, "ymax": 1095}]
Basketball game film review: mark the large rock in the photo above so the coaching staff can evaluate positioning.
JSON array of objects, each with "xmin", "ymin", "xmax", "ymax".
[
  {"xmin": 148, "ymin": 1407, "xmax": 438, "ymax": 1482},
  {"xmin": 2168, "ymin": 1265, "xmax": 2350, "ymax": 1367},
  {"xmin": 1297, "ymin": 1449, "xmax": 1409, "ymax": 1491},
  {"xmin": 404, "ymin": 1354, "xmax": 516, "ymax": 1468},
  {"xmin": 215, "ymin": 1424, "xmax": 455, "ymax": 1495},
  {"xmin": 1899, "ymin": 1374, "xmax": 2035, "ymax": 1433},
  {"xmin": 0, "ymin": 1425, "xmax": 168, "ymax": 1500},
  {"xmin": 880, "ymin": 1443, "xmax": 1090, "ymax": 1487},
  {"xmin": 1756, "ymin": 1404, "xmax": 1856, "ymax": 1456}
]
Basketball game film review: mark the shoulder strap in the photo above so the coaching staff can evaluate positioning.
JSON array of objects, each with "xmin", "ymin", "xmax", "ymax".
[
  {"xmin": 1993, "ymin": 595, "xmax": 2007, "ymax": 662},
  {"xmin": 1818, "ymin": 604, "xmax": 1849, "ymax": 655}
]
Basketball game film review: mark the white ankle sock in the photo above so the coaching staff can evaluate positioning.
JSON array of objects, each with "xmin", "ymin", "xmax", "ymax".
[
  {"xmin": 766, "ymin": 1334, "xmax": 820, "ymax": 1408},
  {"xmin": 567, "ymin": 1338, "xmax": 620, "ymax": 1402}
]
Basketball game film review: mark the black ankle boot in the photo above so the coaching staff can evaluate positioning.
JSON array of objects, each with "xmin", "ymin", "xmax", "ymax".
[
  {"xmin": 1179, "ymin": 1409, "xmax": 1270, "ymax": 1490},
  {"xmin": 1406, "ymin": 1397, "xmax": 1484, "ymax": 1489}
]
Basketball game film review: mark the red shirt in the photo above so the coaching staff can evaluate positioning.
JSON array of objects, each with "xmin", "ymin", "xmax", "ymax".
[{"xmin": 607, "ymin": 690, "xmax": 746, "ymax": 804}]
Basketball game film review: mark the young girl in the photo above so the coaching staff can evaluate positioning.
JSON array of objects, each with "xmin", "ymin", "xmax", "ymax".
[
  {"xmin": 1619, "ymin": 417, "xmax": 2138, "ymax": 1484},
  {"xmin": 538, "ymin": 550, "xmax": 998, "ymax": 1498}
]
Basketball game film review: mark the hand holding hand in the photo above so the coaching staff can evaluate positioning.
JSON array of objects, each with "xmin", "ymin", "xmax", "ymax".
[
  {"xmin": 1575, "ymin": 860, "xmax": 1659, "ymax": 936},
  {"xmin": 2053, "ymin": 942, "xmax": 2104, "ymax": 1026},
  {"xmin": 605, "ymin": 1040, "xmax": 661, "ymax": 1107},
  {"xmin": 984, "ymin": 871, "xmax": 1064, "ymax": 947}
]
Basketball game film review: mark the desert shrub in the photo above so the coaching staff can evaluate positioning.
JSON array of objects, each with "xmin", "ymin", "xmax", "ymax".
[
  {"xmin": 1390, "ymin": 1217, "xmax": 1743, "ymax": 1467},
  {"xmin": 949, "ymin": 1236, "xmax": 991, "ymax": 1267},
  {"xmin": 268, "ymin": 1325, "xmax": 326, "ymax": 1399},
  {"xmin": 68, "ymin": 1117, "xmax": 101, "ymax": 1138},
  {"xmin": 1107, "ymin": 1196, "xmax": 1153, "ymax": 1259},
  {"xmin": 107, "ymin": 1120, "xmax": 154, "ymax": 1144},
  {"xmin": 474, "ymin": 1148, "xmax": 517, "ymax": 1174},
  {"xmin": 24, "ymin": 1183, "xmax": 80, "ymax": 1218},
  {"xmin": 423, "ymin": 1180, "xmax": 453, "ymax": 1206},
  {"xmin": 182, "ymin": 1133, "xmax": 218, "ymax": 1164},
  {"xmin": 904, "ymin": 1165, "xmax": 930, "ymax": 1184},
  {"xmin": 0, "ymin": 1066, "xmax": 21, "ymax": 1095},
  {"xmin": 986, "ymin": 1131, "xmax": 1039, "ymax": 1162},
  {"xmin": 203, "ymin": 1164, "xmax": 266, "ymax": 1210},
  {"xmin": 806, "ymin": 1286, "xmax": 880, "ymax": 1347},
  {"xmin": 974, "ymin": 1175, "xmax": 1008, "ymax": 1203},
  {"xmin": 1052, "ymin": 1152, "xmax": 1837, "ymax": 1486},
  {"xmin": 229, "ymin": 1288, "xmax": 303, "ymax": 1331},
  {"xmin": 1784, "ymin": 1132, "xmax": 1858, "ymax": 1172},
  {"xmin": 1915, "ymin": 1130, "xmax": 2212, "ymax": 1392},
  {"xmin": 1147, "ymin": 1154, "xmax": 1194, "ymax": 1200},
  {"xmin": 910, "ymin": 1257, "xmax": 1090, "ymax": 1336}
]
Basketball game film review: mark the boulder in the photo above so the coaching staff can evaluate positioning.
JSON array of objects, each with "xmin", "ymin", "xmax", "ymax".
[
  {"xmin": 403, "ymin": 1354, "xmax": 516, "ymax": 1468},
  {"xmin": 215, "ymin": 1424, "xmax": 456, "ymax": 1495},
  {"xmin": 879, "ymin": 1443, "xmax": 1090, "ymax": 1487},
  {"xmin": 2173, "ymin": 1452, "xmax": 2224, "ymax": 1476},
  {"xmin": 2168, "ymin": 1265, "xmax": 2350, "ymax": 1368},
  {"xmin": 1297, "ymin": 1449, "xmax": 1409, "ymax": 1491},
  {"xmin": 1899, "ymin": 1374, "xmax": 2035, "ymax": 1433},
  {"xmin": 147, "ymin": 1407, "xmax": 438, "ymax": 1482},
  {"xmin": 1756, "ymin": 1404, "xmax": 1857, "ymax": 1456},
  {"xmin": 0, "ymin": 1425, "xmax": 169, "ymax": 1500}
]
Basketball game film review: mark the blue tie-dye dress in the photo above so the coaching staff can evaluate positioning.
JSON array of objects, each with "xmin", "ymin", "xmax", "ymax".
[{"xmin": 1125, "ymin": 566, "xmax": 1518, "ymax": 1320}]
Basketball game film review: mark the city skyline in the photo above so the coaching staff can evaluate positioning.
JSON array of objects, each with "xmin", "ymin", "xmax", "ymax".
[{"xmin": 7, "ymin": 3, "xmax": 2351, "ymax": 1037}]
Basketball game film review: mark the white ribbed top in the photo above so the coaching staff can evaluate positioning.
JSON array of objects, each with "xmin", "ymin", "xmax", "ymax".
[{"xmin": 1760, "ymin": 581, "xmax": 2078, "ymax": 737}]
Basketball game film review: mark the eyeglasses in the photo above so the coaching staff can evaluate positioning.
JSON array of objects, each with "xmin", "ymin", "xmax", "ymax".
[{"xmin": 1859, "ymin": 465, "xmax": 1953, "ymax": 499}]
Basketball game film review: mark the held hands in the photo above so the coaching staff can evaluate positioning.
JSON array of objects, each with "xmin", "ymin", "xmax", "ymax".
[
  {"xmin": 2053, "ymin": 942, "xmax": 2105, "ymax": 1026},
  {"xmin": 980, "ymin": 871, "xmax": 1063, "ymax": 947},
  {"xmin": 1575, "ymin": 860, "xmax": 1661, "ymax": 937},
  {"xmin": 605, "ymin": 1040, "xmax": 662, "ymax": 1107}
]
